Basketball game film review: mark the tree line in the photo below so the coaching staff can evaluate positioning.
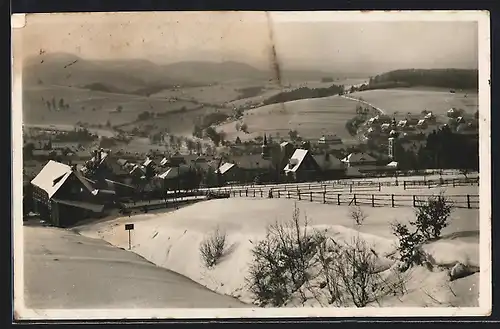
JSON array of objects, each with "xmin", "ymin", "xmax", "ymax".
[
  {"xmin": 366, "ymin": 69, "xmax": 478, "ymax": 91},
  {"xmin": 262, "ymin": 84, "xmax": 345, "ymax": 105}
]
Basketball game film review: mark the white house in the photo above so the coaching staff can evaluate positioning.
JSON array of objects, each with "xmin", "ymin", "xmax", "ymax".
[{"xmin": 318, "ymin": 134, "xmax": 343, "ymax": 146}]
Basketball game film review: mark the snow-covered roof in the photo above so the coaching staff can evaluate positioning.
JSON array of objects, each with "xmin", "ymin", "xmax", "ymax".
[
  {"xmin": 387, "ymin": 161, "xmax": 399, "ymax": 168},
  {"xmin": 280, "ymin": 141, "xmax": 291, "ymax": 147},
  {"xmin": 31, "ymin": 161, "xmax": 73, "ymax": 199},
  {"xmin": 143, "ymin": 158, "xmax": 154, "ymax": 167},
  {"xmin": 31, "ymin": 160, "xmax": 96, "ymax": 199},
  {"xmin": 341, "ymin": 152, "xmax": 377, "ymax": 164},
  {"xmin": 284, "ymin": 149, "xmax": 309, "ymax": 172},
  {"xmin": 215, "ymin": 162, "xmax": 236, "ymax": 175}
]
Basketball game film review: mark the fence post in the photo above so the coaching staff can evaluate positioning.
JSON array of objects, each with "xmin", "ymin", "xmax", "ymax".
[
  {"xmin": 310, "ymin": 191, "xmax": 313, "ymax": 202},
  {"xmin": 323, "ymin": 191, "xmax": 326, "ymax": 203},
  {"xmin": 245, "ymin": 189, "xmax": 248, "ymax": 197},
  {"xmin": 253, "ymin": 190, "xmax": 256, "ymax": 197},
  {"xmin": 413, "ymin": 195, "xmax": 416, "ymax": 207},
  {"xmin": 403, "ymin": 181, "xmax": 406, "ymax": 190},
  {"xmin": 298, "ymin": 190, "xmax": 301, "ymax": 201},
  {"xmin": 354, "ymin": 194, "xmax": 357, "ymax": 206},
  {"xmin": 379, "ymin": 182, "xmax": 381, "ymax": 192},
  {"xmin": 239, "ymin": 190, "xmax": 242, "ymax": 197},
  {"xmin": 337, "ymin": 194, "xmax": 341, "ymax": 205},
  {"xmin": 453, "ymin": 179, "xmax": 456, "ymax": 187},
  {"xmin": 467, "ymin": 194, "xmax": 471, "ymax": 209},
  {"xmin": 278, "ymin": 190, "xmax": 280, "ymax": 198},
  {"xmin": 350, "ymin": 184, "xmax": 353, "ymax": 193},
  {"xmin": 372, "ymin": 194, "xmax": 375, "ymax": 207},
  {"xmin": 391, "ymin": 194, "xmax": 395, "ymax": 208},
  {"xmin": 260, "ymin": 190, "xmax": 263, "ymax": 198}
]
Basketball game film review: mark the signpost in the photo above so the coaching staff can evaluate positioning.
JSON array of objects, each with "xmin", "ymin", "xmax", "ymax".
[{"xmin": 125, "ymin": 223, "xmax": 134, "ymax": 250}]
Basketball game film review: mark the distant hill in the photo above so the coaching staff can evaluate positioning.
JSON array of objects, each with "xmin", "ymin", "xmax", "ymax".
[
  {"xmin": 23, "ymin": 52, "xmax": 340, "ymax": 94},
  {"xmin": 23, "ymin": 53, "xmax": 171, "ymax": 92},
  {"xmin": 160, "ymin": 60, "xmax": 272, "ymax": 83},
  {"xmin": 366, "ymin": 68, "xmax": 479, "ymax": 91}
]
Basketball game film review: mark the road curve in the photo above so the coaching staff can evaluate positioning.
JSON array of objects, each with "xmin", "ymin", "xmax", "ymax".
[
  {"xmin": 23, "ymin": 225, "xmax": 249, "ymax": 309},
  {"xmin": 341, "ymin": 94, "xmax": 386, "ymax": 115}
]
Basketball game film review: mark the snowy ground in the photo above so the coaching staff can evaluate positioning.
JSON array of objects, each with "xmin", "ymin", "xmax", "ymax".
[
  {"xmin": 21, "ymin": 225, "xmax": 248, "ymax": 311},
  {"xmin": 77, "ymin": 193, "xmax": 480, "ymax": 308}
]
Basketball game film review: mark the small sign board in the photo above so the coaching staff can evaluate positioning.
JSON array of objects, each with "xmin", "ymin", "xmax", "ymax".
[{"xmin": 125, "ymin": 223, "xmax": 134, "ymax": 231}]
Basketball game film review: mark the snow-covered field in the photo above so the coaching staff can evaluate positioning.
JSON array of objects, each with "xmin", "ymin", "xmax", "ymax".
[{"xmin": 77, "ymin": 191, "xmax": 480, "ymax": 308}]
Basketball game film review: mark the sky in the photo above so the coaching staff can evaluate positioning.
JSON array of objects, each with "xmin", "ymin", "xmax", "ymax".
[{"xmin": 15, "ymin": 11, "xmax": 480, "ymax": 74}]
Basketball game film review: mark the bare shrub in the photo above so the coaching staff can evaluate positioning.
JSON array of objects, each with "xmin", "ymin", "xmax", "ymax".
[
  {"xmin": 246, "ymin": 203, "xmax": 319, "ymax": 307},
  {"xmin": 350, "ymin": 205, "xmax": 367, "ymax": 226},
  {"xmin": 199, "ymin": 226, "xmax": 227, "ymax": 268},
  {"xmin": 316, "ymin": 234, "xmax": 407, "ymax": 307},
  {"xmin": 411, "ymin": 193, "xmax": 453, "ymax": 241},
  {"xmin": 313, "ymin": 231, "xmax": 343, "ymax": 305}
]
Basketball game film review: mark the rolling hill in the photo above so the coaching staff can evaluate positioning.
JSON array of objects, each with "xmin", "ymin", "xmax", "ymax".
[{"xmin": 23, "ymin": 52, "xmax": 340, "ymax": 92}]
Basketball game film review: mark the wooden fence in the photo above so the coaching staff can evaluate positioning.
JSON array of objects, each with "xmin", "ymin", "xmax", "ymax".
[
  {"xmin": 205, "ymin": 177, "xmax": 479, "ymax": 195},
  {"xmin": 219, "ymin": 188, "xmax": 479, "ymax": 210}
]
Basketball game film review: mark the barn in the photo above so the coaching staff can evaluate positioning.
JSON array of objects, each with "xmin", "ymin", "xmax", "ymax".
[
  {"xmin": 283, "ymin": 149, "xmax": 322, "ymax": 182},
  {"xmin": 30, "ymin": 160, "xmax": 107, "ymax": 227}
]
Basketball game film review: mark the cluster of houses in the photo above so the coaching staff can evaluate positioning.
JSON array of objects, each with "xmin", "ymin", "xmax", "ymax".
[
  {"xmin": 28, "ymin": 136, "xmax": 395, "ymax": 227},
  {"xmin": 364, "ymin": 108, "xmax": 478, "ymax": 142}
]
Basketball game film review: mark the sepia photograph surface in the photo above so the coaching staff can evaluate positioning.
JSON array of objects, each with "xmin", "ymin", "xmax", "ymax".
[{"xmin": 12, "ymin": 11, "xmax": 491, "ymax": 320}]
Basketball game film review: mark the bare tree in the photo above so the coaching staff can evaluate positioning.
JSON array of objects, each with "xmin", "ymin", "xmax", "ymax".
[{"xmin": 350, "ymin": 205, "xmax": 367, "ymax": 226}]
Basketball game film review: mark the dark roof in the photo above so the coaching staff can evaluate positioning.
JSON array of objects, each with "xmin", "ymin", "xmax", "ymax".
[
  {"xmin": 312, "ymin": 154, "xmax": 344, "ymax": 170},
  {"xmin": 229, "ymin": 154, "xmax": 273, "ymax": 170}
]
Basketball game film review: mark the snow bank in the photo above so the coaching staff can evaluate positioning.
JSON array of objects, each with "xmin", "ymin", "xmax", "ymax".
[{"xmin": 77, "ymin": 198, "xmax": 479, "ymax": 307}]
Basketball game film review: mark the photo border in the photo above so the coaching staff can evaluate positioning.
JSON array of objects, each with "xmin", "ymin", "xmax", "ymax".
[{"xmin": 10, "ymin": 9, "xmax": 492, "ymax": 322}]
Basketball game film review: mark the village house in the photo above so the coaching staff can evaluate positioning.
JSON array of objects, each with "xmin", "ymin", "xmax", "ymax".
[
  {"xmin": 82, "ymin": 148, "xmax": 134, "ymax": 186},
  {"xmin": 318, "ymin": 134, "xmax": 343, "ymax": 146},
  {"xmin": 214, "ymin": 162, "xmax": 241, "ymax": 185},
  {"xmin": 313, "ymin": 152, "xmax": 346, "ymax": 179},
  {"xmin": 424, "ymin": 112, "xmax": 437, "ymax": 123},
  {"xmin": 30, "ymin": 160, "xmax": 109, "ymax": 227},
  {"xmin": 283, "ymin": 149, "xmax": 322, "ymax": 182},
  {"xmin": 51, "ymin": 141, "xmax": 81, "ymax": 151},
  {"xmin": 447, "ymin": 108, "xmax": 462, "ymax": 118},
  {"xmin": 156, "ymin": 164, "xmax": 201, "ymax": 191},
  {"xmin": 416, "ymin": 119, "xmax": 428, "ymax": 129},
  {"xmin": 341, "ymin": 152, "xmax": 379, "ymax": 177}
]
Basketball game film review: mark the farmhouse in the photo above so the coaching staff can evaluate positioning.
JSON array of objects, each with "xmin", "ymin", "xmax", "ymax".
[
  {"xmin": 318, "ymin": 134, "xmax": 343, "ymax": 146},
  {"xmin": 157, "ymin": 165, "xmax": 199, "ymax": 191},
  {"xmin": 341, "ymin": 152, "xmax": 379, "ymax": 177},
  {"xmin": 366, "ymin": 117, "xmax": 380, "ymax": 126},
  {"xmin": 313, "ymin": 153, "xmax": 346, "ymax": 179},
  {"xmin": 51, "ymin": 141, "xmax": 81, "ymax": 151},
  {"xmin": 30, "ymin": 160, "xmax": 107, "ymax": 227},
  {"xmin": 283, "ymin": 149, "xmax": 322, "ymax": 182},
  {"xmin": 416, "ymin": 119, "xmax": 428, "ymax": 129},
  {"xmin": 447, "ymin": 108, "xmax": 461, "ymax": 118},
  {"xmin": 397, "ymin": 120, "xmax": 408, "ymax": 129},
  {"xmin": 215, "ymin": 162, "xmax": 241, "ymax": 184},
  {"xmin": 424, "ymin": 112, "xmax": 436, "ymax": 123},
  {"xmin": 380, "ymin": 123, "xmax": 391, "ymax": 133}
]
